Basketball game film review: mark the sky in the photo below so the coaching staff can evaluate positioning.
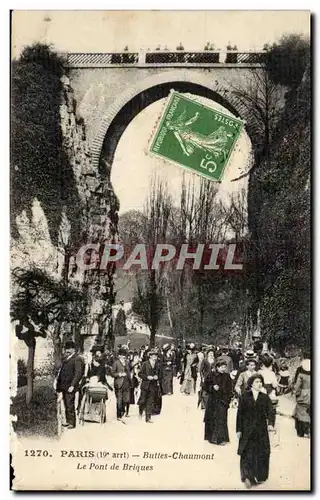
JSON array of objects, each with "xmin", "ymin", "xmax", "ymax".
[{"xmin": 11, "ymin": 10, "xmax": 310, "ymax": 57}]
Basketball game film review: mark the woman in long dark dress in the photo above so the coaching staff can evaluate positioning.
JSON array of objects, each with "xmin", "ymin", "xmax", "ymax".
[
  {"xmin": 236, "ymin": 374, "xmax": 274, "ymax": 489},
  {"xmin": 161, "ymin": 344, "xmax": 174, "ymax": 395},
  {"xmin": 203, "ymin": 360, "xmax": 233, "ymax": 445}
]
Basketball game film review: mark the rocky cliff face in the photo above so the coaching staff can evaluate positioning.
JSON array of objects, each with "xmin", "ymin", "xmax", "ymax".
[
  {"xmin": 248, "ymin": 64, "xmax": 310, "ymax": 350},
  {"xmin": 60, "ymin": 74, "xmax": 119, "ymax": 350}
]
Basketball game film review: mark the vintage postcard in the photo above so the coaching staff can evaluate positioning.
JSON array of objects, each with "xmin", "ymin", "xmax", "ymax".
[{"xmin": 10, "ymin": 10, "xmax": 311, "ymax": 491}]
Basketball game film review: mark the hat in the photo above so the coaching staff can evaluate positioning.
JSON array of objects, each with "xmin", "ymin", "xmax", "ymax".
[
  {"xmin": 245, "ymin": 349, "xmax": 255, "ymax": 358},
  {"xmin": 162, "ymin": 343, "xmax": 170, "ymax": 352},
  {"xmin": 301, "ymin": 359, "xmax": 310, "ymax": 372},
  {"xmin": 118, "ymin": 348, "xmax": 127, "ymax": 356},
  {"xmin": 64, "ymin": 341, "xmax": 75, "ymax": 349},
  {"xmin": 91, "ymin": 344, "xmax": 104, "ymax": 354},
  {"xmin": 148, "ymin": 348, "xmax": 158, "ymax": 357}
]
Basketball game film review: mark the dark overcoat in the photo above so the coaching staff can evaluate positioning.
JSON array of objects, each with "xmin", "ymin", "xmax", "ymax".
[
  {"xmin": 202, "ymin": 371, "xmax": 232, "ymax": 444},
  {"xmin": 56, "ymin": 354, "xmax": 85, "ymax": 392},
  {"xmin": 203, "ymin": 371, "xmax": 232, "ymax": 423},
  {"xmin": 236, "ymin": 390, "xmax": 273, "ymax": 456},
  {"xmin": 161, "ymin": 352, "xmax": 174, "ymax": 394},
  {"xmin": 111, "ymin": 359, "xmax": 132, "ymax": 390},
  {"xmin": 138, "ymin": 360, "xmax": 162, "ymax": 413}
]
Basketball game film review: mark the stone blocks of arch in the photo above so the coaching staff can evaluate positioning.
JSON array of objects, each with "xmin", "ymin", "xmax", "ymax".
[{"xmin": 90, "ymin": 70, "xmax": 252, "ymax": 169}]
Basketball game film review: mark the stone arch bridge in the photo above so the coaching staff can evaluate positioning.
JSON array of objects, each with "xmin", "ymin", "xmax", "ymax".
[{"xmin": 63, "ymin": 50, "xmax": 265, "ymax": 173}]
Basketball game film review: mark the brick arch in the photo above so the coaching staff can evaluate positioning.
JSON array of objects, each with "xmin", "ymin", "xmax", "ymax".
[{"xmin": 91, "ymin": 70, "xmax": 253, "ymax": 171}]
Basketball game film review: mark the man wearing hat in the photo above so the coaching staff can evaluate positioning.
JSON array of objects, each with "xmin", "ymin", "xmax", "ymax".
[
  {"xmin": 138, "ymin": 349, "xmax": 162, "ymax": 422},
  {"xmin": 111, "ymin": 348, "xmax": 132, "ymax": 422},
  {"xmin": 55, "ymin": 341, "xmax": 85, "ymax": 429}
]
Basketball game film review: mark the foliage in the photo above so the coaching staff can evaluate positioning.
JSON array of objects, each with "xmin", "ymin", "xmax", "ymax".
[
  {"xmin": 230, "ymin": 66, "xmax": 284, "ymax": 156},
  {"xmin": 248, "ymin": 38, "xmax": 310, "ymax": 349},
  {"xmin": 11, "ymin": 267, "xmax": 89, "ymax": 328},
  {"xmin": 132, "ymin": 179, "xmax": 172, "ymax": 346},
  {"xmin": 130, "ymin": 175, "xmax": 249, "ymax": 345},
  {"xmin": 11, "ymin": 43, "xmax": 81, "ymax": 245},
  {"xmin": 264, "ymin": 34, "xmax": 310, "ymax": 88},
  {"xmin": 114, "ymin": 308, "xmax": 127, "ymax": 337},
  {"xmin": 118, "ymin": 210, "xmax": 146, "ymax": 246}
]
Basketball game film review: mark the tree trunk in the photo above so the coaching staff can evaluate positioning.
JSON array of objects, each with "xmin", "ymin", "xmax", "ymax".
[
  {"xmin": 52, "ymin": 321, "xmax": 62, "ymax": 371},
  {"xmin": 53, "ymin": 334, "xmax": 62, "ymax": 372},
  {"xmin": 150, "ymin": 326, "xmax": 156, "ymax": 348},
  {"xmin": 25, "ymin": 337, "xmax": 36, "ymax": 405},
  {"xmin": 106, "ymin": 319, "xmax": 115, "ymax": 351},
  {"xmin": 166, "ymin": 296, "xmax": 173, "ymax": 330}
]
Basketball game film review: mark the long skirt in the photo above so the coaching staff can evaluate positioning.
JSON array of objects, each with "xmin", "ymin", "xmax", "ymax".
[
  {"xmin": 181, "ymin": 377, "xmax": 194, "ymax": 394},
  {"xmin": 138, "ymin": 386, "xmax": 162, "ymax": 417},
  {"xmin": 153, "ymin": 390, "xmax": 162, "ymax": 415},
  {"xmin": 295, "ymin": 418, "xmax": 310, "ymax": 437},
  {"xmin": 162, "ymin": 370, "xmax": 173, "ymax": 395},
  {"xmin": 204, "ymin": 403, "xmax": 229, "ymax": 444},
  {"xmin": 240, "ymin": 435, "xmax": 270, "ymax": 483},
  {"xmin": 129, "ymin": 387, "xmax": 135, "ymax": 405},
  {"xmin": 200, "ymin": 390, "xmax": 209, "ymax": 409}
]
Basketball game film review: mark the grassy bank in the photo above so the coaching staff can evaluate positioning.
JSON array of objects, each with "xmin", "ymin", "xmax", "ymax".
[{"xmin": 11, "ymin": 376, "xmax": 58, "ymax": 439}]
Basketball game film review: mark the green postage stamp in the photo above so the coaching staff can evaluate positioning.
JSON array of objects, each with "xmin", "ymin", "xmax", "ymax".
[{"xmin": 149, "ymin": 91, "xmax": 244, "ymax": 182}]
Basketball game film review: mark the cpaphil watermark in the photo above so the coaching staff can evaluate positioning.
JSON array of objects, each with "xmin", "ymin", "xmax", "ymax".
[{"xmin": 74, "ymin": 242, "xmax": 244, "ymax": 273}]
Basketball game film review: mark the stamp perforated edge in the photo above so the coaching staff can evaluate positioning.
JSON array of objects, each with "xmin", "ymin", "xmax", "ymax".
[{"xmin": 145, "ymin": 90, "xmax": 246, "ymax": 183}]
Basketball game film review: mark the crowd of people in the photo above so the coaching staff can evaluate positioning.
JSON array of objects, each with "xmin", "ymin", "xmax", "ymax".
[{"xmin": 54, "ymin": 339, "xmax": 311, "ymax": 489}]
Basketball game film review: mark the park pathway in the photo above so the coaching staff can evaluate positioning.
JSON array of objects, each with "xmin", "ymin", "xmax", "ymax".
[{"xmin": 57, "ymin": 378, "xmax": 310, "ymax": 490}]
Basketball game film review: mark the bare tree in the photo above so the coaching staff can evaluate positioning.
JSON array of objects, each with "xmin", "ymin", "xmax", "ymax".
[
  {"xmin": 221, "ymin": 188, "xmax": 248, "ymax": 241},
  {"xmin": 166, "ymin": 176, "xmax": 227, "ymax": 340},
  {"xmin": 133, "ymin": 178, "xmax": 172, "ymax": 347},
  {"xmin": 228, "ymin": 67, "xmax": 284, "ymax": 180}
]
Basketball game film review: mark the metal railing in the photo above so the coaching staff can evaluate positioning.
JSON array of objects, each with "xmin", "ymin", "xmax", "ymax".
[{"xmin": 64, "ymin": 51, "xmax": 265, "ymax": 68}]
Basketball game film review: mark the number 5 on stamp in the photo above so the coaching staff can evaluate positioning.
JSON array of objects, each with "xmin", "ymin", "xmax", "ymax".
[{"xmin": 149, "ymin": 91, "xmax": 244, "ymax": 182}]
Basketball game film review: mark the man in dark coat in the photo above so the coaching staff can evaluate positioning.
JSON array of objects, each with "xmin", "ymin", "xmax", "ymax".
[
  {"xmin": 236, "ymin": 374, "xmax": 274, "ymax": 489},
  {"xmin": 111, "ymin": 348, "xmax": 132, "ymax": 422},
  {"xmin": 55, "ymin": 341, "xmax": 85, "ymax": 429},
  {"xmin": 138, "ymin": 349, "xmax": 162, "ymax": 423}
]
